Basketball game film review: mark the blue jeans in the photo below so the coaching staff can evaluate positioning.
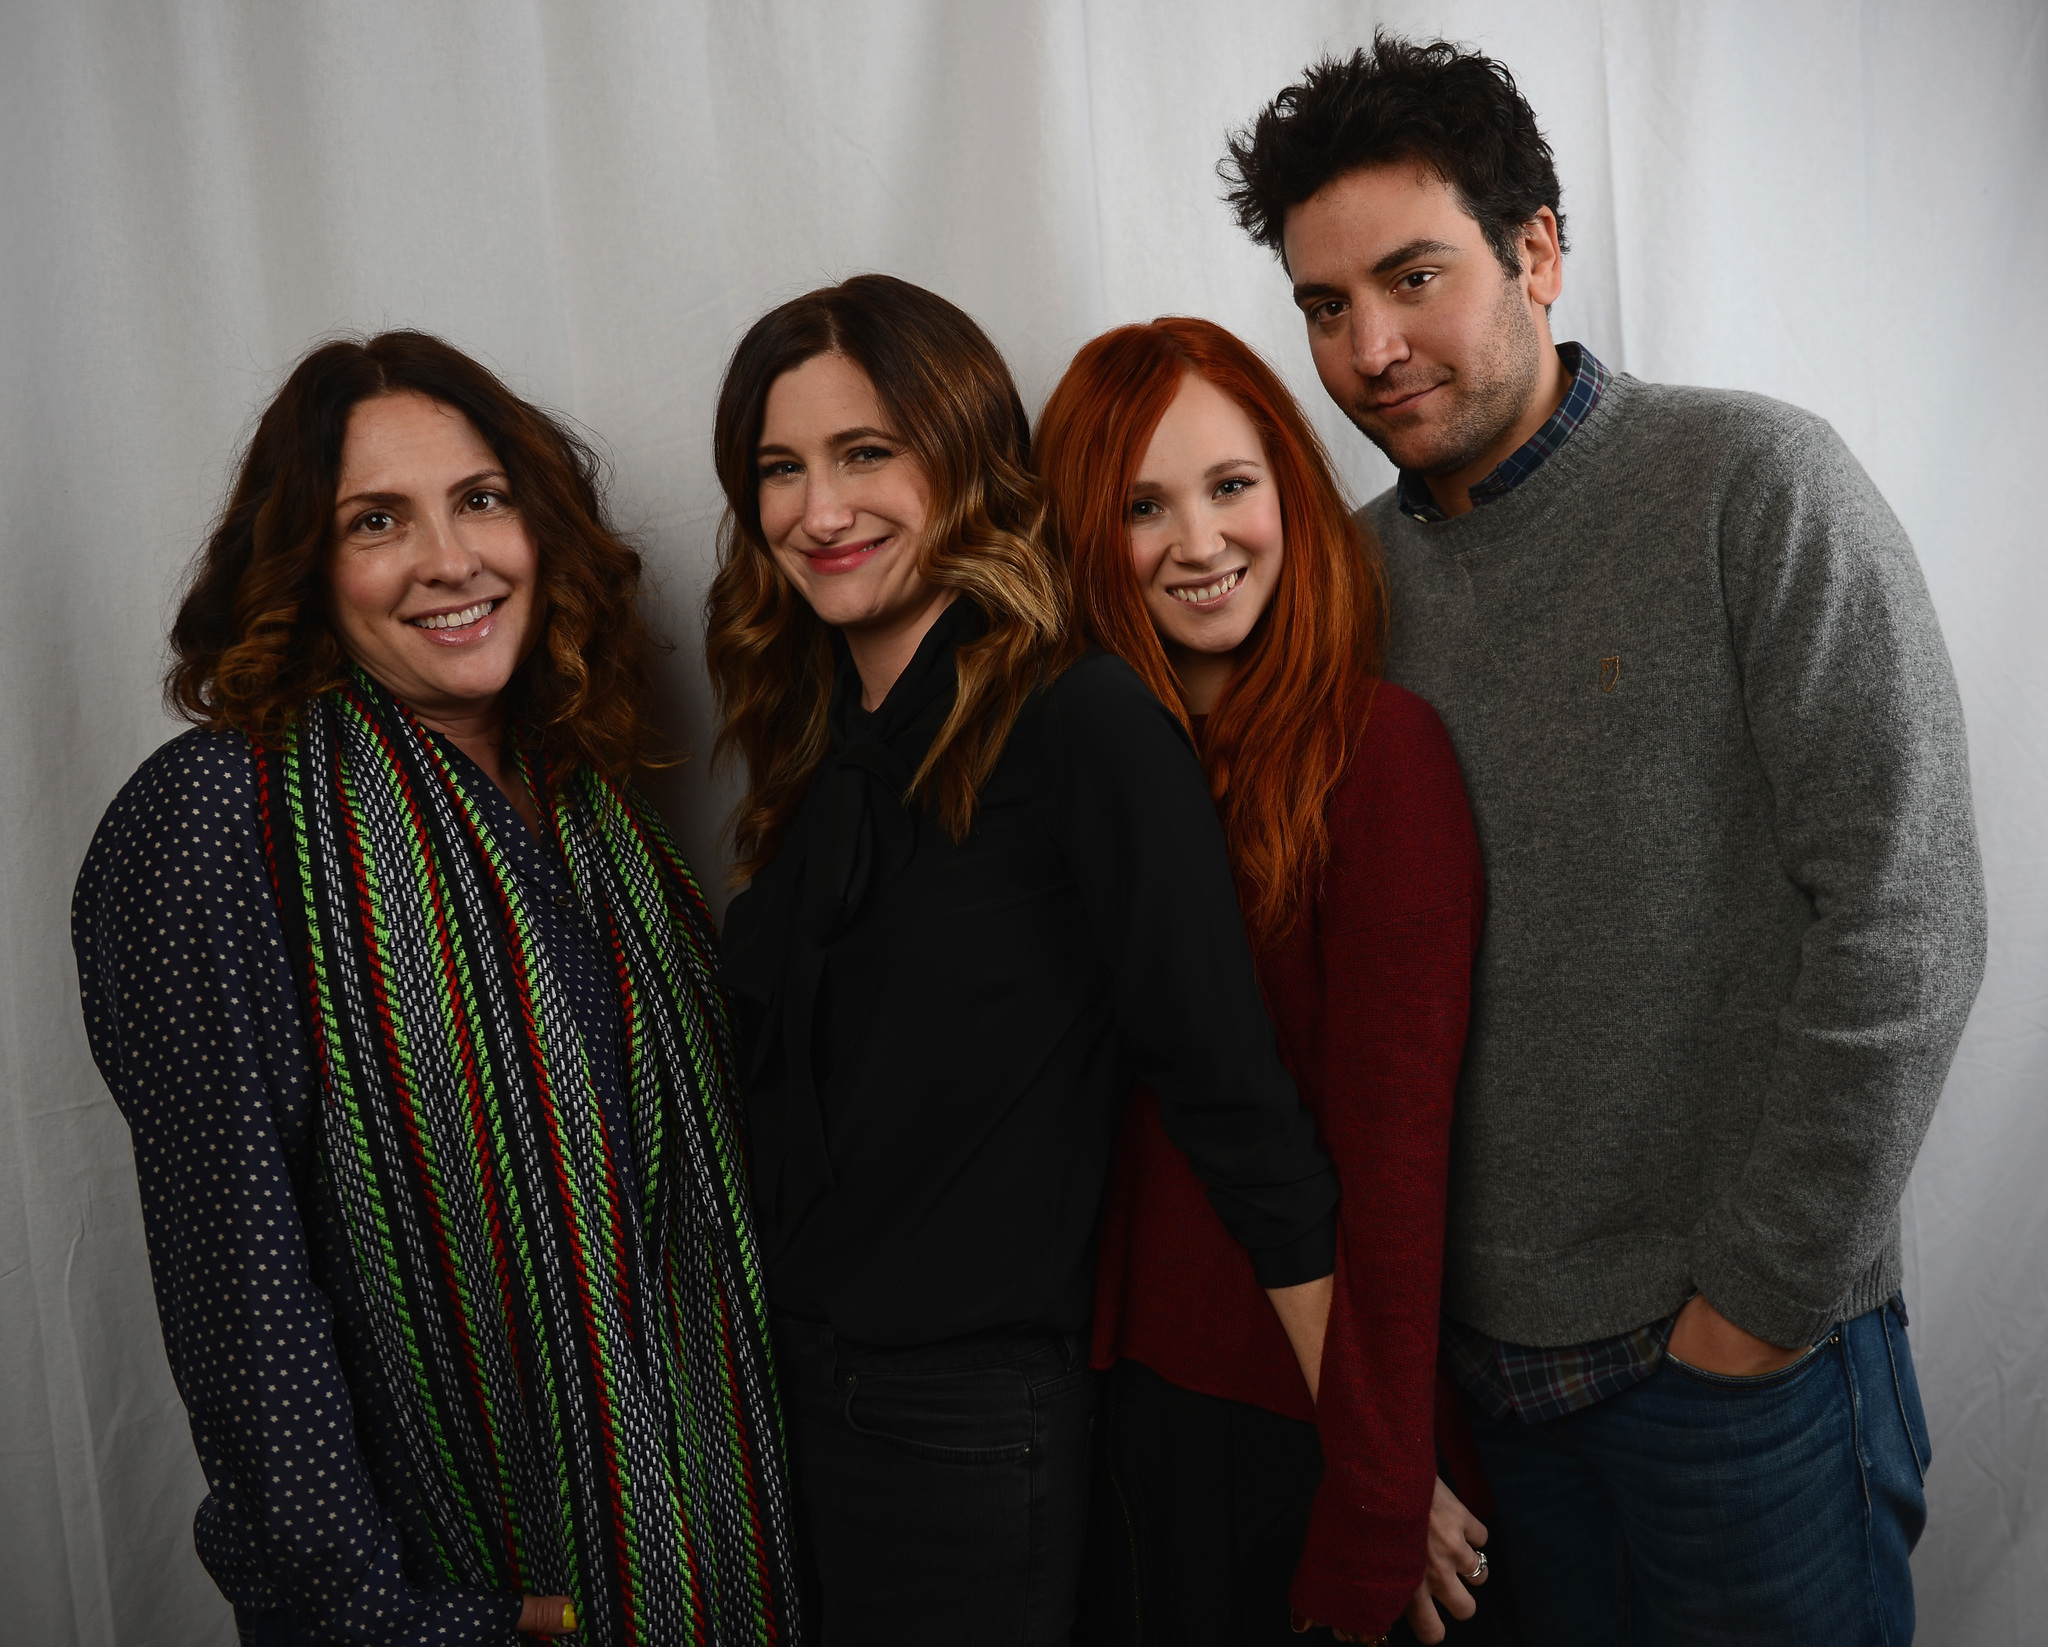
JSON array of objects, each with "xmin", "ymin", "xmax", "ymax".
[
  {"xmin": 774, "ymin": 1315, "xmax": 1099, "ymax": 1646},
  {"xmin": 1468, "ymin": 1297, "xmax": 1929, "ymax": 1646}
]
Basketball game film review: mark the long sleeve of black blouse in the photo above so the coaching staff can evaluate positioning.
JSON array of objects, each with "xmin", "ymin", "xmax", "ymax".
[
  {"xmin": 72, "ymin": 732, "xmax": 522, "ymax": 1646},
  {"xmin": 1035, "ymin": 653, "xmax": 1339, "ymax": 1272},
  {"xmin": 727, "ymin": 625, "xmax": 1338, "ymax": 1345}
]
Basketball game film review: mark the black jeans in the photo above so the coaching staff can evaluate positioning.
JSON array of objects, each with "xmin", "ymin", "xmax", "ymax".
[
  {"xmin": 232, "ymin": 1608, "xmax": 305, "ymax": 1646},
  {"xmin": 773, "ymin": 1314, "xmax": 1098, "ymax": 1646}
]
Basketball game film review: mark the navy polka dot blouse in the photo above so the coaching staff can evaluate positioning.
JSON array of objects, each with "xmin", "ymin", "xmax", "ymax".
[{"xmin": 73, "ymin": 728, "xmax": 639, "ymax": 1645}]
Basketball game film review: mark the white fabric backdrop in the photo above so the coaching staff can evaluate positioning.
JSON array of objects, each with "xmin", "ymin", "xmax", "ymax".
[{"xmin": 4, "ymin": 2, "xmax": 2042, "ymax": 1641}]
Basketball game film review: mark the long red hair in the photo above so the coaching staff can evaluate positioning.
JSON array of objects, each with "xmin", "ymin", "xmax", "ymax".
[{"xmin": 1036, "ymin": 318, "xmax": 1385, "ymax": 948}]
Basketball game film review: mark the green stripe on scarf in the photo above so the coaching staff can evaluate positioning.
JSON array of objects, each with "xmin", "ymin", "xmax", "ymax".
[{"xmin": 257, "ymin": 672, "xmax": 797, "ymax": 1647}]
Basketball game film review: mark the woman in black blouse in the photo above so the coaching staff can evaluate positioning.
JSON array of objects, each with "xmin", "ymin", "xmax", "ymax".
[
  {"xmin": 706, "ymin": 274, "xmax": 1339, "ymax": 1644},
  {"xmin": 72, "ymin": 333, "xmax": 797, "ymax": 1647}
]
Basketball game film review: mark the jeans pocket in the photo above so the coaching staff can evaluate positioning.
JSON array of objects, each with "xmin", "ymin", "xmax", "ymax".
[
  {"xmin": 841, "ymin": 1365, "xmax": 1036, "ymax": 1466},
  {"xmin": 1021, "ymin": 1335, "xmax": 1092, "ymax": 1404},
  {"xmin": 1028, "ymin": 1364, "xmax": 1095, "ymax": 1407},
  {"xmin": 1663, "ymin": 1335, "xmax": 1832, "ymax": 1391}
]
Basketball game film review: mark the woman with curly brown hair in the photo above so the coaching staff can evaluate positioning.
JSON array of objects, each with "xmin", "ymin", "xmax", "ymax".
[
  {"xmin": 705, "ymin": 275, "xmax": 1340, "ymax": 1645},
  {"xmin": 71, "ymin": 332, "xmax": 798, "ymax": 1647}
]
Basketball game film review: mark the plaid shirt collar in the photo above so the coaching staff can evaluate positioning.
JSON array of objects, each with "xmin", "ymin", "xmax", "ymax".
[{"xmin": 1394, "ymin": 342, "xmax": 1611, "ymax": 525}]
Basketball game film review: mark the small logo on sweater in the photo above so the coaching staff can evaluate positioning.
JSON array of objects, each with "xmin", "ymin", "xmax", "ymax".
[{"xmin": 1601, "ymin": 655, "xmax": 1621, "ymax": 692}]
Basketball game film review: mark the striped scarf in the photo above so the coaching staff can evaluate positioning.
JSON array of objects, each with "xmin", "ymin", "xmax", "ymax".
[{"xmin": 255, "ymin": 673, "xmax": 798, "ymax": 1646}]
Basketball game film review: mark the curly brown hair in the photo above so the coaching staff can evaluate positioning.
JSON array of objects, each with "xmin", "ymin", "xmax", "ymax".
[
  {"xmin": 1222, "ymin": 32, "xmax": 1567, "ymax": 279},
  {"xmin": 706, "ymin": 275, "xmax": 1081, "ymax": 881},
  {"xmin": 166, "ymin": 329, "xmax": 663, "ymax": 783}
]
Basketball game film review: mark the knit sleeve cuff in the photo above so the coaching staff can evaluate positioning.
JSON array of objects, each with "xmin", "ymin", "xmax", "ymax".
[
  {"xmin": 1286, "ymin": 1473, "xmax": 1424, "ymax": 1638},
  {"xmin": 1248, "ymin": 1211, "xmax": 1337, "ymax": 1289}
]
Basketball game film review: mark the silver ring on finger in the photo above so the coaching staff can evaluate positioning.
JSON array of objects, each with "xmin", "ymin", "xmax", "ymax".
[{"xmin": 1465, "ymin": 1551, "xmax": 1489, "ymax": 1582}]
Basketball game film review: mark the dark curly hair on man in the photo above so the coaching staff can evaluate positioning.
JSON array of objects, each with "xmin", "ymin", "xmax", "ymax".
[{"xmin": 1222, "ymin": 31, "xmax": 1567, "ymax": 278}]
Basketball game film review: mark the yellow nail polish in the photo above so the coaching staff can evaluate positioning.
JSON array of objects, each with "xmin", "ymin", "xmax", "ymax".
[{"xmin": 560, "ymin": 1601, "xmax": 578, "ymax": 1631}]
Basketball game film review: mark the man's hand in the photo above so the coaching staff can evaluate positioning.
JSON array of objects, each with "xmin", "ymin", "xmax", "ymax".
[
  {"xmin": 1401, "ymin": 1475, "xmax": 1488, "ymax": 1644},
  {"xmin": 517, "ymin": 1595, "xmax": 578, "ymax": 1635},
  {"xmin": 1666, "ymin": 1293, "xmax": 1806, "ymax": 1376}
]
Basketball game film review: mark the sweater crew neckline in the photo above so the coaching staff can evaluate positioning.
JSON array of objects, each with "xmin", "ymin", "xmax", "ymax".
[{"xmin": 1389, "ymin": 370, "xmax": 1641, "ymax": 555}]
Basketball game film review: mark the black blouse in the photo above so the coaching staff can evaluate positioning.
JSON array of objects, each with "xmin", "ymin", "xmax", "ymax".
[
  {"xmin": 721, "ymin": 601, "xmax": 1338, "ymax": 1346},
  {"xmin": 71, "ymin": 729, "xmax": 636, "ymax": 1646}
]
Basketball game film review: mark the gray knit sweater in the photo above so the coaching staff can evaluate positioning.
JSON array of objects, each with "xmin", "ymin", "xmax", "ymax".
[{"xmin": 1364, "ymin": 372, "xmax": 1986, "ymax": 1351}]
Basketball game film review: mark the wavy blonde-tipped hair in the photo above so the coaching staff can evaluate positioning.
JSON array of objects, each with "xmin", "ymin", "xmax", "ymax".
[{"xmin": 705, "ymin": 274, "xmax": 1083, "ymax": 881}]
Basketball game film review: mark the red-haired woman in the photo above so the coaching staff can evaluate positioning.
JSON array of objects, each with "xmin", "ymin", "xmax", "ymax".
[
  {"xmin": 72, "ymin": 333, "xmax": 796, "ymax": 1647},
  {"xmin": 1039, "ymin": 319, "xmax": 1491, "ymax": 1647}
]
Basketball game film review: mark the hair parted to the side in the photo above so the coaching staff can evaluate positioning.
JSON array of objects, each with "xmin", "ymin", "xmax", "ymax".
[
  {"xmin": 1036, "ymin": 318, "xmax": 1386, "ymax": 950},
  {"xmin": 166, "ymin": 330, "xmax": 664, "ymax": 784},
  {"xmin": 1221, "ymin": 31, "xmax": 1567, "ymax": 278},
  {"xmin": 706, "ymin": 273, "xmax": 1081, "ymax": 881}
]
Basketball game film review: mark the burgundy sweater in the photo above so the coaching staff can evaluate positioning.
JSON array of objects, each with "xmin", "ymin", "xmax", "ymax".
[{"xmin": 1090, "ymin": 682, "xmax": 1483, "ymax": 1636}]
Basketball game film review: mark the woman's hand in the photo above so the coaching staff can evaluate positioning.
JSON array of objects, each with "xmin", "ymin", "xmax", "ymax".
[
  {"xmin": 1292, "ymin": 1476, "xmax": 1486, "ymax": 1644},
  {"xmin": 1401, "ymin": 1475, "xmax": 1488, "ymax": 1645},
  {"xmin": 517, "ymin": 1595, "xmax": 579, "ymax": 1635}
]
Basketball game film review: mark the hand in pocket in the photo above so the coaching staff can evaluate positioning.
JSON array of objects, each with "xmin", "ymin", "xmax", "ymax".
[{"xmin": 1666, "ymin": 1294, "xmax": 1807, "ymax": 1377}]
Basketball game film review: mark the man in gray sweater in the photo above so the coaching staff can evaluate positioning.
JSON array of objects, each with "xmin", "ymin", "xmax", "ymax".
[{"xmin": 1224, "ymin": 34, "xmax": 1987, "ymax": 1647}]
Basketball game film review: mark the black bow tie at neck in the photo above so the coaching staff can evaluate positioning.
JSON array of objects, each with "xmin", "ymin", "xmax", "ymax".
[
  {"xmin": 721, "ymin": 598, "xmax": 983, "ymax": 1215},
  {"xmin": 796, "ymin": 735, "xmax": 920, "ymax": 952}
]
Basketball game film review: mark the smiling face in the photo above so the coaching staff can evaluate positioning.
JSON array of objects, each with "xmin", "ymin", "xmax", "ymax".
[
  {"xmin": 1283, "ymin": 163, "xmax": 1562, "ymax": 492},
  {"xmin": 325, "ymin": 391, "xmax": 541, "ymax": 726},
  {"xmin": 1127, "ymin": 373, "xmax": 1284, "ymax": 711},
  {"xmin": 756, "ymin": 351, "xmax": 939, "ymax": 643}
]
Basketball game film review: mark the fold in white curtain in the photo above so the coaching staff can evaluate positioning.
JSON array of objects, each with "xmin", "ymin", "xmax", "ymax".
[{"xmin": 3, "ymin": 3, "xmax": 2041, "ymax": 1641}]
